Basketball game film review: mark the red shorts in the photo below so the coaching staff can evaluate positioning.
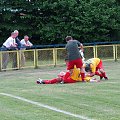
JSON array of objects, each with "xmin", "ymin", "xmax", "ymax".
[
  {"xmin": 67, "ymin": 58, "xmax": 83, "ymax": 70},
  {"xmin": 96, "ymin": 60, "xmax": 104, "ymax": 71}
]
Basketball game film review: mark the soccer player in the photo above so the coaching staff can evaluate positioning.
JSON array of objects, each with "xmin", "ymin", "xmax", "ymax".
[
  {"xmin": 36, "ymin": 65, "xmax": 100, "ymax": 84},
  {"xmin": 65, "ymin": 36, "xmax": 85, "ymax": 81},
  {"xmin": 84, "ymin": 58, "xmax": 108, "ymax": 80}
]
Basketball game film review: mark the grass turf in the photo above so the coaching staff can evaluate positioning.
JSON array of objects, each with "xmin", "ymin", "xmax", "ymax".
[{"xmin": 0, "ymin": 61, "xmax": 120, "ymax": 120}]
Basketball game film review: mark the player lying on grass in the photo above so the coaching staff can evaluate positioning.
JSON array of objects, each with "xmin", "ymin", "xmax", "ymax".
[
  {"xmin": 36, "ymin": 65, "xmax": 100, "ymax": 84},
  {"xmin": 83, "ymin": 58, "xmax": 108, "ymax": 80}
]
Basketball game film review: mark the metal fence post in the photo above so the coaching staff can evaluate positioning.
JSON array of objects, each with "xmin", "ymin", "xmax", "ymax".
[
  {"xmin": 17, "ymin": 50, "xmax": 20, "ymax": 69},
  {"xmin": 113, "ymin": 45, "xmax": 115, "ymax": 61},
  {"xmin": 53, "ymin": 48, "xmax": 57, "ymax": 67},
  {"xmin": 34, "ymin": 49, "xmax": 38, "ymax": 69},
  {"xmin": 0, "ymin": 51, "xmax": 2, "ymax": 72},
  {"xmin": 113, "ymin": 45, "xmax": 117, "ymax": 62},
  {"xmin": 93, "ymin": 45, "xmax": 97, "ymax": 58},
  {"xmin": 115, "ymin": 45, "xmax": 117, "ymax": 62},
  {"xmin": 95, "ymin": 45, "xmax": 98, "ymax": 58}
]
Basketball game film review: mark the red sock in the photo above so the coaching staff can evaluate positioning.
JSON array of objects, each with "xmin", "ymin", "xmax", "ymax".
[
  {"xmin": 102, "ymin": 72, "xmax": 107, "ymax": 78},
  {"xmin": 81, "ymin": 73, "xmax": 85, "ymax": 82},
  {"xmin": 95, "ymin": 71, "xmax": 103, "ymax": 77},
  {"xmin": 44, "ymin": 78, "xmax": 58, "ymax": 84}
]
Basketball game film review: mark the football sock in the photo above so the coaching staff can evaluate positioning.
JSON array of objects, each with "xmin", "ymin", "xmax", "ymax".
[
  {"xmin": 102, "ymin": 72, "xmax": 107, "ymax": 78},
  {"xmin": 95, "ymin": 71, "xmax": 103, "ymax": 77},
  {"xmin": 44, "ymin": 78, "xmax": 58, "ymax": 84},
  {"xmin": 81, "ymin": 72, "xmax": 85, "ymax": 82}
]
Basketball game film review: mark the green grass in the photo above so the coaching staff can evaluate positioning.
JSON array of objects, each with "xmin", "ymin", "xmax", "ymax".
[{"xmin": 0, "ymin": 61, "xmax": 120, "ymax": 120}]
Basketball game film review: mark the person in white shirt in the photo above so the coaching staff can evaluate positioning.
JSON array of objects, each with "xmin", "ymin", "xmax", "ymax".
[
  {"xmin": 2, "ymin": 32, "xmax": 18, "ymax": 70},
  {"xmin": 20, "ymin": 35, "xmax": 33, "ymax": 67},
  {"xmin": 2, "ymin": 32, "xmax": 17, "ymax": 49},
  {"xmin": 12, "ymin": 30, "xmax": 21, "ymax": 69}
]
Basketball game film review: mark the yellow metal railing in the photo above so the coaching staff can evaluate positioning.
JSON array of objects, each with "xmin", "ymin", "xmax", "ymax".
[
  {"xmin": 0, "ymin": 44, "xmax": 120, "ymax": 71},
  {"xmin": 0, "ymin": 51, "xmax": 2, "ymax": 71}
]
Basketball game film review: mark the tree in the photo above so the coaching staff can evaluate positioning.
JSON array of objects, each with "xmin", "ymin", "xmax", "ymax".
[{"xmin": 0, "ymin": 0, "xmax": 120, "ymax": 45}]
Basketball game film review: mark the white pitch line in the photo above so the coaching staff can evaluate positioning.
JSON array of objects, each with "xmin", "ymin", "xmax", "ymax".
[{"xmin": 0, "ymin": 93, "xmax": 94, "ymax": 120}]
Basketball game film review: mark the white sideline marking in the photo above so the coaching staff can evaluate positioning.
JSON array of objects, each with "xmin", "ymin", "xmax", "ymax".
[{"xmin": 0, "ymin": 93, "xmax": 94, "ymax": 120}]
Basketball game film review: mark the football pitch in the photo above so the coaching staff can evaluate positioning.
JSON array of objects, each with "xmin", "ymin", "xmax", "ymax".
[{"xmin": 0, "ymin": 61, "xmax": 120, "ymax": 120}]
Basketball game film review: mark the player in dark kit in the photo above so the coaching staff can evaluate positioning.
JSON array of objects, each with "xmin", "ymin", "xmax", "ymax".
[{"xmin": 65, "ymin": 36, "xmax": 85, "ymax": 82}]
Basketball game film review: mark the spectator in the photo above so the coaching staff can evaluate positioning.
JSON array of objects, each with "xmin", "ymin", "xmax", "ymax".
[
  {"xmin": 20, "ymin": 35, "xmax": 33, "ymax": 67},
  {"xmin": 65, "ymin": 36, "xmax": 85, "ymax": 81},
  {"xmin": 1, "ymin": 32, "xmax": 18, "ymax": 70},
  {"xmin": 14, "ymin": 30, "xmax": 21, "ymax": 49},
  {"xmin": 12, "ymin": 30, "xmax": 21, "ymax": 69}
]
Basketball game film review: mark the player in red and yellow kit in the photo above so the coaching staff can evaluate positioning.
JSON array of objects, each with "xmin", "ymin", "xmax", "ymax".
[
  {"xmin": 84, "ymin": 58, "xmax": 108, "ymax": 80},
  {"xmin": 36, "ymin": 65, "xmax": 100, "ymax": 84}
]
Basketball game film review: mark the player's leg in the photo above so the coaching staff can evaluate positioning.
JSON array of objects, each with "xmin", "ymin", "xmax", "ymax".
[
  {"xmin": 36, "ymin": 78, "xmax": 61, "ymax": 84},
  {"xmin": 99, "ymin": 69, "xmax": 108, "ymax": 80},
  {"xmin": 75, "ymin": 58, "xmax": 85, "ymax": 82},
  {"xmin": 95, "ymin": 71, "xmax": 103, "ymax": 78},
  {"xmin": 97, "ymin": 60, "xmax": 108, "ymax": 80}
]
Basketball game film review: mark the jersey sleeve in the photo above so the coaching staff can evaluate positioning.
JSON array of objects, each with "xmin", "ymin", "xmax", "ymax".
[
  {"xmin": 28, "ymin": 41, "xmax": 33, "ymax": 46},
  {"xmin": 9, "ymin": 38, "xmax": 14, "ymax": 47}
]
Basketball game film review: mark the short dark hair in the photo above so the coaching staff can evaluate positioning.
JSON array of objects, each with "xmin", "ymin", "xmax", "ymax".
[
  {"xmin": 85, "ymin": 63, "xmax": 91, "ymax": 72},
  {"xmin": 65, "ymin": 36, "xmax": 73, "ymax": 41}
]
